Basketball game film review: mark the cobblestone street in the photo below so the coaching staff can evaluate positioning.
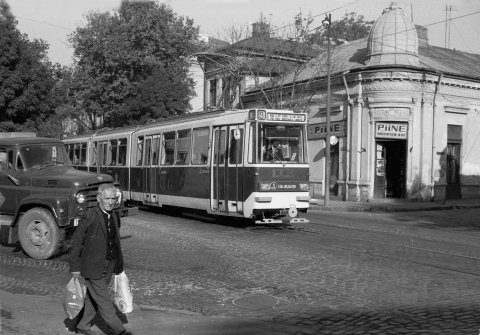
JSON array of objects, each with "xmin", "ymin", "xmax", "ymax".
[{"xmin": 1, "ymin": 207, "xmax": 480, "ymax": 334}]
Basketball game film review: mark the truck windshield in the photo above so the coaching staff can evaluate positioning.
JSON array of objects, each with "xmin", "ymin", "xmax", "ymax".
[
  {"xmin": 255, "ymin": 124, "xmax": 306, "ymax": 164},
  {"xmin": 18, "ymin": 143, "xmax": 71, "ymax": 170}
]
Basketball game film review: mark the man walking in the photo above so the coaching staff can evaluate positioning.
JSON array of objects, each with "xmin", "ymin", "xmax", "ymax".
[{"xmin": 69, "ymin": 183, "xmax": 133, "ymax": 335}]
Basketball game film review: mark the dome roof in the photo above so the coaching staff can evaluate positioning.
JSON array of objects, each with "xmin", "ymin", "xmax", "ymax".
[{"xmin": 365, "ymin": 2, "xmax": 419, "ymax": 67}]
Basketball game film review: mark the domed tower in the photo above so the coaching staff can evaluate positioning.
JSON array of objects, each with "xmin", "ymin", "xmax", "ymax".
[{"xmin": 365, "ymin": 2, "xmax": 419, "ymax": 67}]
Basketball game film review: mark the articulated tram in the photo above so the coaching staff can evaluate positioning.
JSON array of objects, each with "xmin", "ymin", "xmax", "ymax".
[{"xmin": 64, "ymin": 109, "xmax": 310, "ymax": 223}]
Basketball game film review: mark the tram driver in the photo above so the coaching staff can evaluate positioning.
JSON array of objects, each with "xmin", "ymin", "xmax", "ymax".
[{"xmin": 264, "ymin": 140, "xmax": 284, "ymax": 161}]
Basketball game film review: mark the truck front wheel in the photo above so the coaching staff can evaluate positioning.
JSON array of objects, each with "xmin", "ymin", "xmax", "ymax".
[{"xmin": 18, "ymin": 208, "xmax": 64, "ymax": 259}]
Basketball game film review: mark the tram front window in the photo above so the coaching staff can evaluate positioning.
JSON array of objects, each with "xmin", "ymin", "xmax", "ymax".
[{"xmin": 257, "ymin": 124, "xmax": 306, "ymax": 163}]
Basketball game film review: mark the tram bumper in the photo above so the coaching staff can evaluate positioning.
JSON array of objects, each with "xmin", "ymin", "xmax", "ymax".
[{"xmin": 248, "ymin": 192, "xmax": 310, "ymax": 224}]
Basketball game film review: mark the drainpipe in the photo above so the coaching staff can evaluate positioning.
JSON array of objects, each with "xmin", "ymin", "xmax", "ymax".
[
  {"xmin": 431, "ymin": 73, "xmax": 443, "ymax": 201},
  {"xmin": 342, "ymin": 71, "xmax": 351, "ymax": 201}
]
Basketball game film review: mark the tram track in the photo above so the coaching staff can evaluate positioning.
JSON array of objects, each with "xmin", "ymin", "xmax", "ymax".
[{"xmin": 245, "ymin": 223, "xmax": 480, "ymax": 277}]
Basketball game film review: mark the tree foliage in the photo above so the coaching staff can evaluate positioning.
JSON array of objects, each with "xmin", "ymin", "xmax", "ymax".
[
  {"xmin": 0, "ymin": 0, "xmax": 56, "ymax": 132},
  {"xmin": 69, "ymin": 0, "xmax": 199, "ymax": 131},
  {"xmin": 309, "ymin": 12, "xmax": 374, "ymax": 45}
]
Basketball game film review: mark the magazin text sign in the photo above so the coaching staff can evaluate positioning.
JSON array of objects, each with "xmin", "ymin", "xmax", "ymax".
[{"xmin": 375, "ymin": 122, "xmax": 408, "ymax": 139}]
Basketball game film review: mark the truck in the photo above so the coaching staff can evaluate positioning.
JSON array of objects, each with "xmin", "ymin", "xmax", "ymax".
[{"xmin": 0, "ymin": 134, "xmax": 121, "ymax": 259}]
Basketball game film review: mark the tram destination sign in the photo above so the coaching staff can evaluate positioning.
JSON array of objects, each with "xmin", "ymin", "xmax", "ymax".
[
  {"xmin": 375, "ymin": 122, "xmax": 408, "ymax": 139},
  {"xmin": 266, "ymin": 112, "xmax": 306, "ymax": 122}
]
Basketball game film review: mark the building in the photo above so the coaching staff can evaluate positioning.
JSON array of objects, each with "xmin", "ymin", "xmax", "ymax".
[
  {"xmin": 196, "ymin": 21, "xmax": 319, "ymax": 111},
  {"xmin": 242, "ymin": 2, "xmax": 480, "ymax": 202}
]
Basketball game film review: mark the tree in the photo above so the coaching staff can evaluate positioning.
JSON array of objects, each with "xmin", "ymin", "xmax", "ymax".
[
  {"xmin": 0, "ymin": 0, "xmax": 57, "ymax": 132},
  {"xmin": 69, "ymin": 0, "xmax": 199, "ymax": 131},
  {"xmin": 308, "ymin": 12, "xmax": 374, "ymax": 46}
]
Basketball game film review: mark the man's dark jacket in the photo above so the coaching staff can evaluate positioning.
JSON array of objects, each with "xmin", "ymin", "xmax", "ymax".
[{"xmin": 69, "ymin": 206, "xmax": 124, "ymax": 279}]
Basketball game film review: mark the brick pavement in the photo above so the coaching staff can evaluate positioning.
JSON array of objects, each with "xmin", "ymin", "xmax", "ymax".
[{"xmin": 1, "ymin": 200, "xmax": 480, "ymax": 334}]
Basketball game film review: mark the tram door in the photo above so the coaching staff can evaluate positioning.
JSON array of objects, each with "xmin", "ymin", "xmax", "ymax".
[
  {"xmin": 212, "ymin": 125, "xmax": 244, "ymax": 214},
  {"xmin": 143, "ymin": 135, "xmax": 158, "ymax": 204}
]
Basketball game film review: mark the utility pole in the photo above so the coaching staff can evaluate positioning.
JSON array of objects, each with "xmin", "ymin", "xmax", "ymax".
[{"xmin": 323, "ymin": 13, "xmax": 332, "ymax": 206}]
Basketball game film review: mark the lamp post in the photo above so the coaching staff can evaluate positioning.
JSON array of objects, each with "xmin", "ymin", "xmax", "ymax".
[{"xmin": 323, "ymin": 13, "xmax": 332, "ymax": 206}]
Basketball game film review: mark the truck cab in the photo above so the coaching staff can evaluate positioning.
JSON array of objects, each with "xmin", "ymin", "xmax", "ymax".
[{"xmin": 0, "ymin": 135, "xmax": 119, "ymax": 259}]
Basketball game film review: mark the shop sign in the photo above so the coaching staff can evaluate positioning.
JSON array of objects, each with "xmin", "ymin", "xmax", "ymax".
[
  {"xmin": 308, "ymin": 121, "xmax": 346, "ymax": 140},
  {"xmin": 375, "ymin": 122, "xmax": 408, "ymax": 139}
]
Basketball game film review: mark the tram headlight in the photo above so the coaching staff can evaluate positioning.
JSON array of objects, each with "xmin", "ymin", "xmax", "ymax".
[{"xmin": 299, "ymin": 183, "xmax": 310, "ymax": 191}]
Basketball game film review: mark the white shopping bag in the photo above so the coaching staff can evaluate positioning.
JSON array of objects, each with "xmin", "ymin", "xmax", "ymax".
[
  {"xmin": 64, "ymin": 275, "xmax": 87, "ymax": 319},
  {"xmin": 114, "ymin": 271, "xmax": 133, "ymax": 313}
]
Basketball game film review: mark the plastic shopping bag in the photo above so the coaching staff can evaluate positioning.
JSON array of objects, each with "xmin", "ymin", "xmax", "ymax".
[
  {"xmin": 114, "ymin": 271, "xmax": 133, "ymax": 313},
  {"xmin": 64, "ymin": 275, "xmax": 86, "ymax": 319}
]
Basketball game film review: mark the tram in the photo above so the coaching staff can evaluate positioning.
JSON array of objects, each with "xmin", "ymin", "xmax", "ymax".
[{"xmin": 64, "ymin": 109, "xmax": 310, "ymax": 223}]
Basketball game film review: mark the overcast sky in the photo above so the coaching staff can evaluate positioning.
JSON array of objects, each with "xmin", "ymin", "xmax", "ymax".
[{"xmin": 8, "ymin": 0, "xmax": 480, "ymax": 66}]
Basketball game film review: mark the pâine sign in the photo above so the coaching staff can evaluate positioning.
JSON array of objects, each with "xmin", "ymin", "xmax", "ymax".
[
  {"xmin": 375, "ymin": 122, "xmax": 408, "ymax": 139},
  {"xmin": 308, "ymin": 121, "xmax": 346, "ymax": 140}
]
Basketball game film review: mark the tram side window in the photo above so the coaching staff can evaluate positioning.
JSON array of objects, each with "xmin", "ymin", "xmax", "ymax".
[
  {"xmin": 229, "ymin": 128, "xmax": 243, "ymax": 164},
  {"xmin": 92, "ymin": 142, "xmax": 98, "ymax": 166},
  {"xmin": 118, "ymin": 138, "xmax": 127, "ymax": 166},
  {"xmin": 192, "ymin": 128, "xmax": 209, "ymax": 165},
  {"xmin": 214, "ymin": 129, "xmax": 227, "ymax": 164},
  {"xmin": 74, "ymin": 144, "xmax": 81, "ymax": 165},
  {"xmin": 79, "ymin": 143, "xmax": 87, "ymax": 165},
  {"xmin": 152, "ymin": 136, "xmax": 160, "ymax": 165},
  {"xmin": 161, "ymin": 132, "xmax": 175, "ymax": 165},
  {"xmin": 176, "ymin": 129, "xmax": 191, "ymax": 165},
  {"xmin": 67, "ymin": 144, "xmax": 75, "ymax": 163},
  {"xmin": 109, "ymin": 139, "xmax": 118, "ymax": 166},
  {"xmin": 100, "ymin": 142, "xmax": 109, "ymax": 166},
  {"xmin": 136, "ymin": 136, "xmax": 144, "ymax": 166}
]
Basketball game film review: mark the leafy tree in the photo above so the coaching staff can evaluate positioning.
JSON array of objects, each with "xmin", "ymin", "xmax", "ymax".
[
  {"xmin": 69, "ymin": 0, "xmax": 199, "ymax": 131},
  {"xmin": 0, "ymin": 0, "xmax": 57, "ymax": 132},
  {"xmin": 36, "ymin": 65, "xmax": 76, "ymax": 138},
  {"xmin": 309, "ymin": 12, "xmax": 374, "ymax": 46}
]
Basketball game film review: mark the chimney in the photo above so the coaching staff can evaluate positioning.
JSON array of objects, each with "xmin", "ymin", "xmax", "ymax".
[
  {"xmin": 252, "ymin": 22, "xmax": 270, "ymax": 38},
  {"xmin": 415, "ymin": 25, "xmax": 429, "ymax": 47}
]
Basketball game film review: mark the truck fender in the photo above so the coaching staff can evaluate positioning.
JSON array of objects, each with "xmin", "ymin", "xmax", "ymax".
[{"xmin": 12, "ymin": 194, "xmax": 70, "ymax": 227}]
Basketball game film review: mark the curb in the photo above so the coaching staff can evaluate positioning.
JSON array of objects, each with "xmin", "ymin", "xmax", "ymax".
[{"xmin": 308, "ymin": 203, "xmax": 480, "ymax": 213}]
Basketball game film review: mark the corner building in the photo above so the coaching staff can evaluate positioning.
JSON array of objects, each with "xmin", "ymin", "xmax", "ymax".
[{"xmin": 243, "ymin": 2, "xmax": 480, "ymax": 202}]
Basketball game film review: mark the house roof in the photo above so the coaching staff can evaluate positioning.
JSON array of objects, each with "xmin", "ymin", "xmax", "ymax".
[
  {"xmin": 275, "ymin": 38, "xmax": 480, "ymax": 87},
  {"xmin": 220, "ymin": 35, "xmax": 320, "ymax": 61}
]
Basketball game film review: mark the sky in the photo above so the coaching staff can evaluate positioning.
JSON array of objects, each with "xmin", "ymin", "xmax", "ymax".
[{"xmin": 8, "ymin": 0, "xmax": 480, "ymax": 66}]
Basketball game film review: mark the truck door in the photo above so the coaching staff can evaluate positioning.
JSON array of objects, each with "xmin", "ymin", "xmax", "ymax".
[{"xmin": 0, "ymin": 149, "xmax": 17, "ymax": 213}]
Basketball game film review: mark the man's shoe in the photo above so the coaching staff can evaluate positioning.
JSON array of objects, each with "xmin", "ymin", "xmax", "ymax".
[
  {"xmin": 118, "ymin": 330, "xmax": 133, "ymax": 335},
  {"xmin": 75, "ymin": 328, "xmax": 98, "ymax": 335}
]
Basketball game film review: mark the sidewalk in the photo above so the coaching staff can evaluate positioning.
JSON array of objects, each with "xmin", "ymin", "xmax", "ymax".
[
  {"xmin": 0, "ymin": 290, "xmax": 295, "ymax": 335},
  {"xmin": 308, "ymin": 197, "xmax": 480, "ymax": 212}
]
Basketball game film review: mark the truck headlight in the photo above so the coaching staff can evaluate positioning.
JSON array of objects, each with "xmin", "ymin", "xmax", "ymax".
[{"xmin": 75, "ymin": 192, "xmax": 86, "ymax": 204}]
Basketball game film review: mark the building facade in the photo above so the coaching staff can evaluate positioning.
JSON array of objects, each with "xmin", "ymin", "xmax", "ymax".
[{"xmin": 242, "ymin": 3, "xmax": 480, "ymax": 202}]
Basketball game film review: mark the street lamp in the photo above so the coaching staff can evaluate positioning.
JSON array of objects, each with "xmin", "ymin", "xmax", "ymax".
[{"xmin": 323, "ymin": 13, "xmax": 332, "ymax": 206}]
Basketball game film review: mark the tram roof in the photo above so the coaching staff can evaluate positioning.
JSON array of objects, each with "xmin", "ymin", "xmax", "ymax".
[{"xmin": 65, "ymin": 108, "xmax": 305, "ymax": 140}]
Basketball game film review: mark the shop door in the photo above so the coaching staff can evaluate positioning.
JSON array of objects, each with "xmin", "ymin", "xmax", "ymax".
[
  {"xmin": 445, "ymin": 143, "xmax": 461, "ymax": 199},
  {"xmin": 374, "ymin": 141, "xmax": 406, "ymax": 198}
]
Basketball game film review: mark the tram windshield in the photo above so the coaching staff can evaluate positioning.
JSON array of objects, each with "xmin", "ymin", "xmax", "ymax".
[{"xmin": 253, "ymin": 123, "xmax": 306, "ymax": 164}]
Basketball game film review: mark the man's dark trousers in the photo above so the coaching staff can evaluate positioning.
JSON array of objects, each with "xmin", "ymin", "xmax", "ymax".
[{"xmin": 76, "ymin": 259, "xmax": 125, "ymax": 334}]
